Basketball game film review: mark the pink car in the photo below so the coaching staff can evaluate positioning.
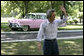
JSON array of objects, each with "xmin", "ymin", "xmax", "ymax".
[{"xmin": 8, "ymin": 13, "xmax": 47, "ymax": 31}]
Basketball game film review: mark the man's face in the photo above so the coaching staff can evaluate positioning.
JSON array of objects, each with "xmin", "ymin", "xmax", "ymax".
[{"xmin": 50, "ymin": 12, "xmax": 56, "ymax": 21}]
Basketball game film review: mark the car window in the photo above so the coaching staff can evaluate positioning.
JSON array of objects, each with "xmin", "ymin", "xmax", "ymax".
[
  {"xmin": 24, "ymin": 14, "xmax": 35, "ymax": 19},
  {"xmin": 41, "ymin": 15, "xmax": 47, "ymax": 19},
  {"xmin": 36, "ymin": 15, "xmax": 40, "ymax": 19},
  {"xmin": 35, "ymin": 15, "xmax": 47, "ymax": 19},
  {"xmin": 24, "ymin": 13, "xmax": 47, "ymax": 19}
]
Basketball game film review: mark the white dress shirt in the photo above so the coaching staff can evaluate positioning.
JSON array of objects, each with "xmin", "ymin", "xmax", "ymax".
[{"xmin": 37, "ymin": 16, "xmax": 67, "ymax": 42}]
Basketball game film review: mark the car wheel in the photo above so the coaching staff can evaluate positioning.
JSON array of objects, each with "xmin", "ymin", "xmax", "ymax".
[
  {"xmin": 9, "ymin": 23, "xmax": 12, "ymax": 28},
  {"xmin": 22, "ymin": 25, "xmax": 29, "ymax": 31},
  {"xmin": 11, "ymin": 28, "xmax": 17, "ymax": 31}
]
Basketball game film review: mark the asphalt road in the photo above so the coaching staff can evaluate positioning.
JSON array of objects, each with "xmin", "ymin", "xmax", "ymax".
[{"xmin": 1, "ymin": 30, "xmax": 83, "ymax": 41}]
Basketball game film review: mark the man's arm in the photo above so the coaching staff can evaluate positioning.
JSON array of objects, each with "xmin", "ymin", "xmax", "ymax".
[
  {"xmin": 60, "ymin": 6, "xmax": 67, "ymax": 17},
  {"xmin": 37, "ymin": 23, "xmax": 44, "ymax": 50},
  {"xmin": 56, "ymin": 6, "xmax": 68, "ymax": 26},
  {"xmin": 37, "ymin": 23, "xmax": 44, "ymax": 42}
]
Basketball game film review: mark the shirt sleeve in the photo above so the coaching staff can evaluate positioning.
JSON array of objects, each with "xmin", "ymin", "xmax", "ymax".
[
  {"xmin": 56, "ymin": 15, "xmax": 68, "ymax": 26},
  {"xmin": 37, "ymin": 22, "xmax": 44, "ymax": 42}
]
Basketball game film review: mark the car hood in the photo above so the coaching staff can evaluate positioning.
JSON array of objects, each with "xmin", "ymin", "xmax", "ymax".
[{"xmin": 8, "ymin": 18, "xmax": 33, "ymax": 23}]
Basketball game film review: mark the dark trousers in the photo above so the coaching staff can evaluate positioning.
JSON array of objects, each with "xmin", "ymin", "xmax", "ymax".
[{"xmin": 43, "ymin": 39, "xmax": 59, "ymax": 55}]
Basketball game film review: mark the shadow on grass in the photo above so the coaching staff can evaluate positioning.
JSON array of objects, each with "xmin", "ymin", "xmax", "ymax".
[
  {"xmin": 58, "ymin": 38, "xmax": 83, "ymax": 55},
  {"xmin": 1, "ymin": 38, "xmax": 83, "ymax": 55},
  {"xmin": 1, "ymin": 24, "xmax": 11, "ymax": 32},
  {"xmin": 1, "ymin": 41, "xmax": 43, "ymax": 55}
]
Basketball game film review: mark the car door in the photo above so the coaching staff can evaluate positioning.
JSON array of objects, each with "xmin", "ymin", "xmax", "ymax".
[{"xmin": 33, "ymin": 15, "xmax": 46, "ymax": 28}]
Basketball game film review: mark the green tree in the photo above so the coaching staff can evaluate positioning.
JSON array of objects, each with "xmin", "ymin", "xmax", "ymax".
[{"xmin": 1, "ymin": 1, "xmax": 83, "ymax": 21}]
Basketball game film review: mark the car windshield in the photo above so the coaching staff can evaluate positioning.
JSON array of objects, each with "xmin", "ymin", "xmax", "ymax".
[
  {"xmin": 24, "ymin": 14, "xmax": 47, "ymax": 19},
  {"xmin": 36, "ymin": 15, "xmax": 46, "ymax": 19},
  {"xmin": 24, "ymin": 14, "xmax": 35, "ymax": 19}
]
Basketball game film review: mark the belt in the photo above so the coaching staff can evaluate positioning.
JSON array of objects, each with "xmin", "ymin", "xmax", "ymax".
[{"xmin": 45, "ymin": 39, "xmax": 56, "ymax": 41}]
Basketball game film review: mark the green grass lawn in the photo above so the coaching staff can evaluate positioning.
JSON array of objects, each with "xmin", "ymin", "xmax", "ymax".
[
  {"xmin": 1, "ymin": 22, "xmax": 83, "ymax": 32},
  {"xmin": 58, "ymin": 24, "xmax": 83, "ymax": 30},
  {"xmin": 1, "ymin": 23, "xmax": 11, "ymax": 32},
  {"xmin": 1, "ymin": 38, "xmax": 83, "ymax": 55}
]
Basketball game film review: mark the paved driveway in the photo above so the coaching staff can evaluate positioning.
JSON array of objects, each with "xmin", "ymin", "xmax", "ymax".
[{"xmin": 1, "ymin": 30, "xmax": 83, "ymax": 42}]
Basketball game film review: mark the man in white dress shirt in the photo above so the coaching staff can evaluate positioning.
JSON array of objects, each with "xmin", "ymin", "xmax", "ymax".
[{"xmin": 37, "ymin": 6, "xmax": 67, "ymax": 55}]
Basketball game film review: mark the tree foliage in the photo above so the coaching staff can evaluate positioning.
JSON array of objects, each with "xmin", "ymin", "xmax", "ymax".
[{"xmin": 1, "ymin": 1, "xmax": 83, "ymax": 19}]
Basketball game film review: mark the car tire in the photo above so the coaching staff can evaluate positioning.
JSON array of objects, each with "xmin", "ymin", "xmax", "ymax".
[
  {"xmin": 22, "ymin": 25, "xmax": 29, "ymax": 31},
  {"xmin": 11, "ymin": 28, "xmax": 17, "ymax": 31}
]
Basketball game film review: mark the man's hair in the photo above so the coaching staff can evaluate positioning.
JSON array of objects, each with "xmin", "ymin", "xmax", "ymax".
[{"xmin": 46, "ymin": 9, "xmax": 55, "ymax": 19}]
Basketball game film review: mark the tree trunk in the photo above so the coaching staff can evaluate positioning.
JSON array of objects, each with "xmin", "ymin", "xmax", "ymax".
[
  {"xmin": 51, "ymin": 1, "xmax": 55, "ymax": 9},
  {"xmin": 51, "ymin": 1, "xmax": 53, "ymax": 9},
  {"xmin": 49, "ymin": 1, "xmax": 52, "ymax": 9},
  {"xmin": 79, "ymin": 4, "xmax": 81, "ymax": 23},
  {"xmin": 22, "ymin": 8, "xmax": 24, "ymax": 18},
  {"xmin": 49, "ymin": 1, "xmax": 54, "ymax": 9},
  {"xmin": 24, "ymin": 1, "xmax": 29, "ymax": 17}
]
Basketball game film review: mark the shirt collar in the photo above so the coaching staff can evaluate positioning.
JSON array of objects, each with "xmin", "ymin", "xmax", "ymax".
[
  {"xmin": 46, "ymin": 19, "xmax": 55, "ymax": 24},
  {"xmin": 46, "ymin": 19, "xmax": 50, "ymax": 24}
]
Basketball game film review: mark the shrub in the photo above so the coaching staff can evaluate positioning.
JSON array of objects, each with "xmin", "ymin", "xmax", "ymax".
[{"xmin": 73, "ymin": 19, "xmax": 78, "ymax": 24}]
